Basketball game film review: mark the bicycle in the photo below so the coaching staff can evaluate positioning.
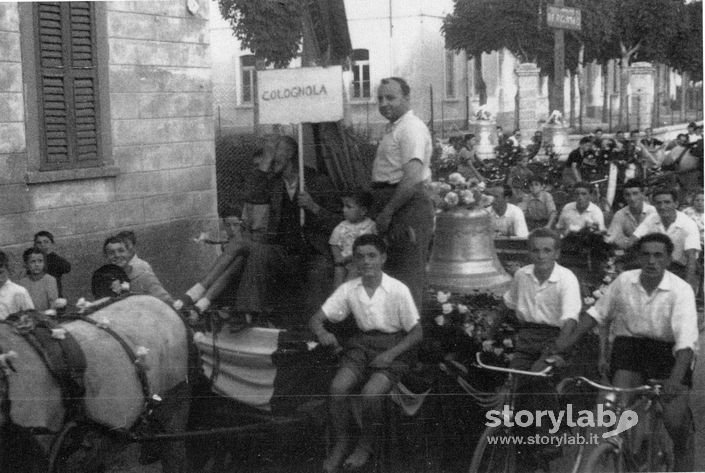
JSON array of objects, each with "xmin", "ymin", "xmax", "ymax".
[
  {"xmin": 571, "ymin": 376, "xmax": 673, "ymax": 473},
  {"xmin": 453, "ymin": 353, "xmax": 588, "ymax": 473}
]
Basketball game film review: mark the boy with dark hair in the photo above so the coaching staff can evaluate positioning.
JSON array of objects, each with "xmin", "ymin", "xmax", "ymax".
[
  {"xmin": 329, "ymin": 189, "xmax": 377, "ymax": 287},
  {"xmin": 0, "ymin": 250, "xmax": 34, "ymax": 319},
  {"xmin": 519, "ymin": 176, "xmax": 557, "ymax": 230},
  {"xmin": 310, "ymin": 233, "xmax": 421, "ymax": 472},
  {"xmin": 19, "ymin": 247, "xmax": 58, "ymax": 311},
  {"xmin": 116, "ymin": 230, "xmax": 153, "ymax": 274},
  {"xmin": 34, "ymin": 230, "xmax": 71, "ymax": 297}
]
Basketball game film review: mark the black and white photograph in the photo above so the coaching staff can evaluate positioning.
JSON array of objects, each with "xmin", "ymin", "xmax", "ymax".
[{"xmin": 0, "ymin": 0, "xmax": 703, "ymax": 471}]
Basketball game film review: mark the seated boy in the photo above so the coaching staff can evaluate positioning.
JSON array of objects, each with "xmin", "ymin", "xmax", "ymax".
[
  {"xmin": 309, "ymin": 234, "xmax": 422, "ymax": 472},
  {"xmin": 518, "ymin": 176, "xmax": 557, "ymax": 230}
]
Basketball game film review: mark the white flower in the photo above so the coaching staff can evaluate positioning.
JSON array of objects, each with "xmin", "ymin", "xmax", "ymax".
[
  {"xmin": 592, "ymin": 289, "xmax": 604, "ymax": 299},
  {"xmin": 53, "ymin": 298, "xmax": 67, "ymax": 309},
  {"xmin": 136, "ymin": 346, "xmax": 150, "ymax": 357},
  {"xmin": 476, "ymin": 181, "xmax": 486, "ymax": 191},
  {"xmin": 457, "ymin": 304, "xmax": 469, "ymax": 314},
  {"xmin": 459, "ymin": 189, "xmax": 475, "ymax": 205},
  {"xmin": 441, "ymin": 303, "xmax": 454, "ymax": 315},
  {"xmin": 464, "ymin": 323, "xmax": 475, "ymax": 337},
  {"xmin": 120, "ymin": 281, "xmax": 130, "ymax": 292},
  {"xmin": 193, "ymin": 332, "xmax": 207, "ymax": 344},
  {"xmin": 439, "ymin": 183, "xmax": 452, "ymax": 193},
  {"xmin": 603, "ymin": 275, "xmax": 612, "ymax": 284},
  {"xmin": 444, "ymin": 191, "xmax": 459, "ymax": 206},
  {"xmin": 568, "ymin": 224, "xmax": 582, "ymax": 233},
  {"xmin": 503, "ymin": 338, "xmax": 514, "ymax": 348},
  {"xmin": 429, "ymin": 181, "xmax": 442, "ymax": 194},
  {"xmin": 51, "ymin": 328, "xmax": 66, "ymax": 340},
  {"xmin": 44, "ymin": 309, "xmax": 57, "ymax": 317},
  {"xmin": 97, "ymin": 317, "xmax": 110, "ymax": 329},
  {"xmin": 434, "ymin": 315, "xmax": 446, "ymax": 326},
  {"xmin": 583, "ymin": 296, "xmax": 596, "ymax": 305},
  {"xmin": 448, "ymin": 172, "xmax": 466, "ymax": 186},
  {"xmin": 493, "ymin": 347, "xmax": 504, "ymax": 357},
  {"xmin": 436, "ymin": 291, "xmax": 451, "ymax": 303},
  {"xmin": 192, "ymin": 232, "xmax": 210, "ymax": 244}
]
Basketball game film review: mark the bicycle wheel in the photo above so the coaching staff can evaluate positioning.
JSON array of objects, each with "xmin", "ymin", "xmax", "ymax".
[
  {"xmin": 582, "ymin": 441, "xmax": 625, "ymax": 473},
  {"xmin": 468, "ymin": 426, "xmax": 516, "ymax": 473}
]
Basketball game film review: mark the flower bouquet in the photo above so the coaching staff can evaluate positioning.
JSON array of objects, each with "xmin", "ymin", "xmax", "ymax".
[{"xmin": 428, "ymin": 173, "xmax": 488, "ymax": 212}]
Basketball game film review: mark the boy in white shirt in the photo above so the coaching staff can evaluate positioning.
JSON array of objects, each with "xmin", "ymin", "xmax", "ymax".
[{"xmin": 0, "ymin": 251, "xmax": 34, "ymax": 320}]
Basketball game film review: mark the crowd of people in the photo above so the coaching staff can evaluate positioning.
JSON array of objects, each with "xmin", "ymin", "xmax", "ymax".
[{"xmin": 0, "ymin": 74, "xmax": 701, "ymax": 472}]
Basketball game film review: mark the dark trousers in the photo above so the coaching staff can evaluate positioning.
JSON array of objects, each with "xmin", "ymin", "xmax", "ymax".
[{"xmin": 372, "ymin": 186, "xmax": 434, "ymax": 309}]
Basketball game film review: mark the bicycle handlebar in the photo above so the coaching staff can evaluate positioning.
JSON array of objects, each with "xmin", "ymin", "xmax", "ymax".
[
  {"xmin": 474, "ymin": 352, "xmax": 553, "ymax": 377},
  {"xmin": 562, "ymin": 376, "xmax": 662, "ymax": 394}
]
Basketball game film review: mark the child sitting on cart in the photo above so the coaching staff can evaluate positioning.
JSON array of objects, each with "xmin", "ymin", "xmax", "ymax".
[{"xmin": 309, "ymin": 234, "xmax": 422, "ymax": 472}]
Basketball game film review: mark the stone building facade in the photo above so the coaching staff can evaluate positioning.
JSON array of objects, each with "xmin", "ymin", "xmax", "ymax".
[{"xmin": 0, "ymin": 1, "xmax": 218, "ymax": 302}]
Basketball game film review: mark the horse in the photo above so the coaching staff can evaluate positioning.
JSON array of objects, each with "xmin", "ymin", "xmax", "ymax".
[{"xmin": 0, "ymin": 295, "xmax": 192, "ymax": 473}]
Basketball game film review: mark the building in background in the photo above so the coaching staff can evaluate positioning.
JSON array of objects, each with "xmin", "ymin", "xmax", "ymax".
[{"xmin": 0, "ymin": 0, "xmax": 219, "ymax": 302}]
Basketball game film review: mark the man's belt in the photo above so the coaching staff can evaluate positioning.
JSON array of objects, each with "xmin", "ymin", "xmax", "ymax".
[{"xmin": 371, "ymin": 181, "xmax": 398, "ymax": 189}]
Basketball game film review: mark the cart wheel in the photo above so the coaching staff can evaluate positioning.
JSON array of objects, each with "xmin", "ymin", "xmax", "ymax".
[
  {"xmin": 468, "ymin": 426, "xmax": 516, "ymax": 473},
  {"xmin": 48, "ymin": 422, "xmax": 112, "ymax": 473},
  {"xmin": 581, "ymin": 441, "xmax": 625, "ymax": 473}
]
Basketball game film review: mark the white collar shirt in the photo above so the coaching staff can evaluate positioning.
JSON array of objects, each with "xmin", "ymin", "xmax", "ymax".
[
  {"xmin": 503, "ymin": 263, "xmax": 581, "ymax": 327},
  {"xmin": 321, "ymin": 273, "xmax": 419, "ymax": 333},
  {"xmin": 606, "ymin": 203, "xmax": 656, "ymax": 249},
  {"xmin": 0, "ymin": 280, "xmax": 35, "ymax": 320},
  {"xmin": 556, "ymin": 201, "xmax": 606, "ymax": 234},
  {"xmin": 489, "ymin": 203, "xmax": 529, "ymax": 238},
  {"xmin": 372, "ymin": 110, "xmax": 432, "ymax": 184},
  {"xmin": 633, "ymin": 210, "xmax": 701, "ymax": 265},
  {"xmin": 587, "ymin": 270, "xmax": 698, "ymax": 353}
]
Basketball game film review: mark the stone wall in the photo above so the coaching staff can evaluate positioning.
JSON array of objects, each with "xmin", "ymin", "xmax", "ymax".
[{"xmin": 0, "ymin": 1, "xmax": 218, "ymax": 303}]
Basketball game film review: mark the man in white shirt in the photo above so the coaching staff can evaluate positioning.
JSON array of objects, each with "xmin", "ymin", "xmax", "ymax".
[
  {"xmin": 631, "ymin": 187, "xmax": 700, "ymax": 290},
  {"xmin": 486, "ymin": 185, "xmax": 529, "ymax": 238},
  {"xmin": 371, "ymin": 77, "xmax": 434, "ymax": 308},
  {"xmin": 606, "ymin": 179, "xmax": 656, "ymax": 250},
  {"xmin": 556, "ymin": 181, "xmax": 606, "ymax": 236},
  {"xmin": 0, "ymin": 251, "xmax": 34, "ymax": 320},
  {"xmin": 580, "ymin": 233, "xmax": 697, "ymax": 472},
  {"xmin": 310, "ymin": 234, "xmax": 422, "ymax": 472}
]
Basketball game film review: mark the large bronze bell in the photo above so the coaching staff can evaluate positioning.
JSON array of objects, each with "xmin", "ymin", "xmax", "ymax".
[{"xmin": 426, "ymin": 207, "xmax": 512, "ymax": 294}]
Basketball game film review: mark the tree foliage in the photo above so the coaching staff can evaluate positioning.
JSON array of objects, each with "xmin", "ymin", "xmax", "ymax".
[
  {"xmin": 218, "ymin": 0, "xmax": 303, "ymax": 68},
  {"xmin": 665, "ymin": 1, "xmax": 703, "ymax": 81}
]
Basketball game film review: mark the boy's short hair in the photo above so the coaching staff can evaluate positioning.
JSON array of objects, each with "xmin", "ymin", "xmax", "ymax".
[
  {"xmin": 353, "ymin": 234, "xmax": 387, "ymax": 255},
  {"xmin": 528, "ymin": 227, "xmax": 561, "ymax": 250},
  {"xmin": 622, "ymin": 179, "xmax": 644, "ymax": 191},
  {"xmin": 0, "ymin": 251, "xmax": 9, "ymax": 270},
  {"xmin": 102, "ymin": 235, "xmax": 126, "ymax": 255},
  {"xmin": 116, "ymin": 230, "xmax": 136, "ymax": 247},
  {"xmin": 637, "ymin": 233, "xmax": 674, "ymax": 256},
  {"xmin": 579, "ymin": 136, "xmax": 593, "ymax": 145},
  {"xmin": 528, "ymin": 175, "xmax": 545, "ymax": 186},
  {"xmin": 651, "ymin": 187, "xmax": 679, "ymax": 203},
  {"xmin": 34, "ymin": 230, "xmax": 55, "ymax": 243},
  {"xmin": 594, "ymin": 128, "xmax": 603, "ymax": 134},
  {"xmin": 91, "ymin": 264, "xmax": 129, "ymax": 299},
  {"xmin": 573, "ymin": 181, "xmax": 592, "ymax": 193},
  {"xmin": 22, "ymin": 247, "xmax": 44, "ymax": 263},
  {"xmin": 342, "ymin": 189, "xmax": 374, "ymax": 211},
  {"xmin": 381, "ymin": 77, "xmax": 410, "ymax": 97}
]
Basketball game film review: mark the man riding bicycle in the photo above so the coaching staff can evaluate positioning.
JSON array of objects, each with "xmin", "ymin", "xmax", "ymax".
[{"xmin": 572, "ymin": 232, "xmax": 698, "ymax": 472}]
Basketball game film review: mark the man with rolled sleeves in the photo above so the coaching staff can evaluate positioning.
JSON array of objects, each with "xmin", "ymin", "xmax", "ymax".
[{"xmin": 371, "ymin": 77, "xmax": 434, "ymax": 308}]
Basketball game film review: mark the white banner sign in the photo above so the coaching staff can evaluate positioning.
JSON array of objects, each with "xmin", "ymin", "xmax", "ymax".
[{"xmin": 257, "ymin": 66, "xmax": 344, "ymax": 124}]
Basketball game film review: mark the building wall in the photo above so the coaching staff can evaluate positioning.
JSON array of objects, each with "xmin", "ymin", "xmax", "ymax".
[{"xmin": 0, "ymin": 1, "xmax": 219, "ymax": 303}]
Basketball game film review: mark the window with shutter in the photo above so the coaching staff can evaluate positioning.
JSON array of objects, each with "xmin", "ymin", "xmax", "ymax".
[{"xmin": 35, "ymin": 2, "xmax": 101, "ymax": 170}]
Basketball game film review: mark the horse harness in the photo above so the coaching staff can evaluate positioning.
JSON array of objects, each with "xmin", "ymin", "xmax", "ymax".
[{"xmin": 0, "ymin": 298, "xmax": 155, "ymax": 423}]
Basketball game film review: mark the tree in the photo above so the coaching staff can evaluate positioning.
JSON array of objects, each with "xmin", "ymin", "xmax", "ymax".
[{"xmin": 217, "ymin": 0, "xmax": 303, "ymax": 68}]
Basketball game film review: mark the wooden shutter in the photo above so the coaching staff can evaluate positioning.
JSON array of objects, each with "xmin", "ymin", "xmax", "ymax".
[{"xmin": 36, "ymin": 2, "xmax": 100, "ymax": 169}]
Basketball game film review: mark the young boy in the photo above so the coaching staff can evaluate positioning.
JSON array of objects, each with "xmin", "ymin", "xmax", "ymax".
[
  {"xmin": 18, "ymin": 247, "xmax": 58, "ymax": 311},
  {"xmin": 34, "ymin": 230, "xmax": 71, "ymax": 297},
  {"xmin": 518, "ymin": 176, "xmax": 557, "ymax": 230},
  {"xmin": 0, "ymin": 250, "xmax": 34, "ymax": 320},
  {"xmin": 329, "ymin": 190, "xmax": 377, "ymax": 287}
]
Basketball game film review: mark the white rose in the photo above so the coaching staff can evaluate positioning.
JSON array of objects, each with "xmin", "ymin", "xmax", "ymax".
[
  {"xmin": 434, "ymin": 315, "xmax": 446, "ymax": 326},
  {"xmin": 457, "ymin": 304, "xmax": 469, "ymax": 314},
  {"xmin": 441, "ymin": 303, "xmax": 454, "ymax": 315},
  {"xmin": 53, "ymin": 298, "xmax": 67, "ymax": 309},
  {"xmin": 459, "ymin": 190, "xmax": 475, "ymax": 205},
  {"xmin": 444, "ymin": 192, "xmax": 460, "ymax": 206},
  {"xmin": 448, "ymin": 172, "xmax": 466, "ymax": 186}
]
